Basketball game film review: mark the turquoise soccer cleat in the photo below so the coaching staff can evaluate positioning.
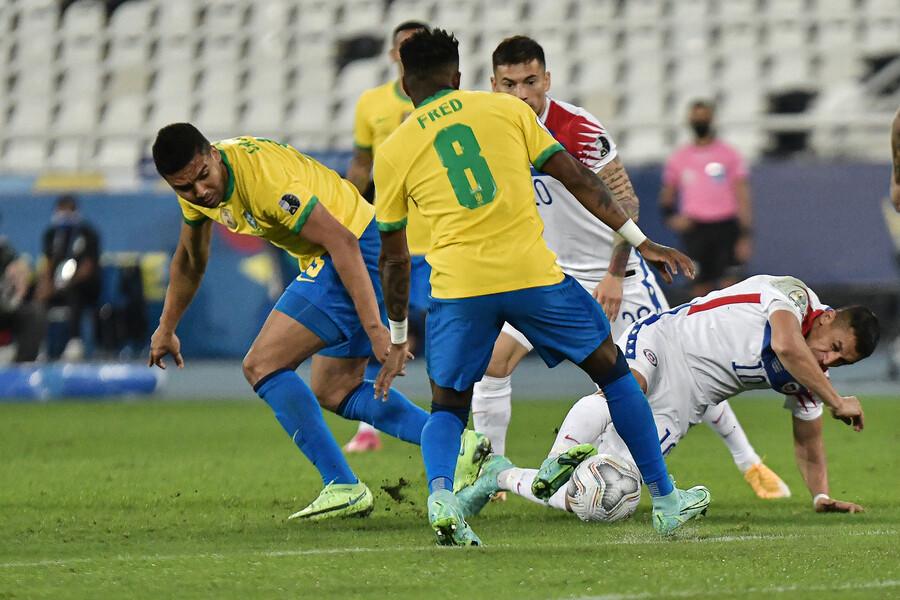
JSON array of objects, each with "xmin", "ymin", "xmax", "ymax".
[
  {"xmin": 531, "ymin": 443, "xmax": 598, "ymax": 501},
  {"xmin": 453, "ymin": 429, "xmax": 492, "ymax": 493},
  {"xmin": 428, "ymin": 489, "xmax": 482, "ymax": 546},
  {"xmin": 651, "ymin": 484, "xmax": 711, "ymax": 535},
  {"xmin": 288, "ymin": 481, "xmax": 374, "ymax": 521},
  {"xmin": 455, "ymin": 455, "xmax": 515, "ymax": 517}
]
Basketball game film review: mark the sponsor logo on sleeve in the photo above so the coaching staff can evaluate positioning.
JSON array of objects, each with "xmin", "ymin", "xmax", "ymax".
[
  {"xmin": 643, "ymin": 348, "xmax": 658, "ymax": 367},
  {"xmin": 279, "ymin": 193, "xmax": 302, "ymax": 215}
]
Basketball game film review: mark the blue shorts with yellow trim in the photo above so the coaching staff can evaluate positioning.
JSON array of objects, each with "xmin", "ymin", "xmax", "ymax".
[
  {"xmin": 274, "ymin": 218, "xmax": 387, "ymax": 358},
  {"xmin": 426, "ymin": 274, "xmax": 610, "ymax": 391}
]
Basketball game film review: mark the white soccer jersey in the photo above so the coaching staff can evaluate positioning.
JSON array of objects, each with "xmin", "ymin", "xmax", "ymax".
[
  {"xmin": 533, "ymin": 97, "xmax": 643, "ymax": 282},
  {"xmin": 621, "ymin": 275, "xmax": 829, "ymax": 428}
]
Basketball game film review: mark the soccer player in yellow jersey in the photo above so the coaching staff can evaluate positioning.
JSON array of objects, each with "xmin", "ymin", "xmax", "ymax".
[
  {"xmin": 343, "ymin": 20, "xmax": 431, "ymax": 453},
  {"xmin": 148, "ymin": 123, "xmax": 447, "ymax": 522},
  {"xmin": 373, "ymin": 30, "xmax": 710, "ymax": 545}
]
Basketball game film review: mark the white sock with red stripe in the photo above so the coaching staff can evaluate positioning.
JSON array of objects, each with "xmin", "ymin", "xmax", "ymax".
[
  {"xmin": 500, "ymin": 467, "xmax": 569, "ymax": 511},
  {"xmin": 471, "ymin": 375, "xmax": 512, "ymax": 456}
]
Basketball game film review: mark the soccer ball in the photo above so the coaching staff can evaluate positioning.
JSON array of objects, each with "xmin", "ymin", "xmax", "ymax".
[{"xmin": 566, "ymin": 454, "xmax": 642, "ymax": 522}]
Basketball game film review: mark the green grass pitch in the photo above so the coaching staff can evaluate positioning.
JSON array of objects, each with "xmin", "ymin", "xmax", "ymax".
[{"xmin": 1, "ymin": 395, "xmax": 898, "ymax": 599}]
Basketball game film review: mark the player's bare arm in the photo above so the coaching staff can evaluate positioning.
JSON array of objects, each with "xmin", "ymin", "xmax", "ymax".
[
  {"xmin": 890, "ymin": 107, "xmax": 900, "ymax": 211},
  {"xmin": 149, "ymin": 219, "xmax": 213, "ymax": 369},
  {"xmin": 768, "ymin": 310, "xmax": 863, "ymax": 430},
  {"xmin": 299, "ymin": 203, "xmax": 388, "ymax": 351},
  {"xmin": 540, "ymin": 149, "xmax": 694, "ymax": 284},
  {"xmin": 346, "ymin": 147, "xmax": 374, "ymax": 195},
  {"xmin": 792, "ymin": 416, "xmax": 863, "ymax": 513},
  {"xmin": 375, "ymin": 227, "xmax": 413, "ymax": 399},
  {"xmin": 594, "ymin": 156, "xmax": 638, "ymax": 319}
]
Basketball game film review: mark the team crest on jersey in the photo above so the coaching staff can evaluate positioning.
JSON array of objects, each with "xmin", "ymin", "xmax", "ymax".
[
  {"xmin": 779, "ymin": 381, "xmax": 803, "ymax": 394},
  {"xmin": 279, "ymin": 193, "xmax": 301, "ymax": 215},
  {"xmin": 220, "ymin": 208, "xmax": 237, "ymax": 229},
  {"xmin": 643, "ymin": 349, "xmax": 658, "ymax": 366},
  {"xmin": 242, "ymin": 210, "xmax": 259, "ymax": 230},
  {"xmin": 594, "ymin": 134, "xmax": 611, "ymax": 158},
  {"xmin": 788, "ymin": 289, "xmax": 809, "ymax": 313}
]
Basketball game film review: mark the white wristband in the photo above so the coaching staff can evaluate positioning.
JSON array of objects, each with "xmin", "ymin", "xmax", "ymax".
[
  {"xmin": 388, "ymin": 318, "xmax": 408, "ymax": 345},
  {"xmin": 616, "ymin": 219, "xmax": 647, "ymax": 248},
  {"xmin": 813, "ymin": 493, "xmax": 830, "ymax": 507}
]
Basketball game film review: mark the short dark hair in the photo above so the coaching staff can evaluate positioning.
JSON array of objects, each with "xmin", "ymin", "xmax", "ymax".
[
  {"xmin": 399, "ymin": 28, "xmax": 459, "ymax": 82},
  {"xmin": 836, "ymin": 306, "xmax": 880, "ymax": 359},
  {"xmin": 392, "ymin": 20, "xmax": 428, "ymax": 40},
  {"xmin": 55, "ymin": 194, "xmax": 78, "ymax": 211},
  {"xmin": 152, "ymin": 122, "xmax": 211, "ymax": 176},
  {"xmin": 492, "ymin": 35, "xmax": 546, "ymax": 72}
]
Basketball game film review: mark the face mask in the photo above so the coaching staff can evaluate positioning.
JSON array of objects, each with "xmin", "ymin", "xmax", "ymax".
[
  {"xmin": 51, "ymin": 210, "xmax": 79, "ymax": 227},
  {"xmin": 690, "ymin": 121, "xmax": 712, "ymax": 138}
]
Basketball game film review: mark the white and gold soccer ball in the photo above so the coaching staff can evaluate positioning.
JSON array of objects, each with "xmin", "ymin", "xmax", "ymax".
[{"xmin": 566, "ymin": 454, "xmax": 642, "ymax": 522}]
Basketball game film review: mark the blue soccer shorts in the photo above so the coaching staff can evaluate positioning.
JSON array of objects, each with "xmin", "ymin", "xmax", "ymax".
[
  {"xmin": 426, "ymin": 274, "xmax": 611, "ymax": 391},
  {"xmin": 274, "ymin": 218, "xmax": 387, "ymax": 358}
]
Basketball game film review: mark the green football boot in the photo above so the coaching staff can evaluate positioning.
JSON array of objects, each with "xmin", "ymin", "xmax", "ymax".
[
  {"xmin": 288, "ymin": 481, "xmax": 374, "ymax": 521},
  {"xmin": 453, "ymin": 429, "xmax": 492, "ymax": 493},
  {"xmin": 651, "ymin": 484, "xmax": 711, "ymax": 535},
  {"xmin": 428, "ymin": 489, "xmax": 482, "ymax": 547},
  {"xmin": 531, "ymin": 443, "xmax": 598, "ymax": 501},
  {"xmin": 456, "ymin": 455, "xmax": 515, "ymax": 517}
]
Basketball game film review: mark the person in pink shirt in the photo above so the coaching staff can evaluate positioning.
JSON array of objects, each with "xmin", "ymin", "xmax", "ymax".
[{"xmin": 660, "ymin": 100, "xmax": 753, "ymax": 297}]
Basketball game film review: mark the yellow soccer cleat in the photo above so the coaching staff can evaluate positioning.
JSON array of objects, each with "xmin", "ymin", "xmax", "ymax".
[
  {"xmin": 744, "ymin": 462, "xmax": 791, "ymax": 499},
  {"xmin": 288, "ymin": 481, "xmax": 374, "ymax": 520}
]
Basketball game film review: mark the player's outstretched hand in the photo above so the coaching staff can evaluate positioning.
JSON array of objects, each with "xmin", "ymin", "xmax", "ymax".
[
  {"xmin": 815, "ymin": 496, "xmax": 864, "ymax": 513},
  {"xmin": 148, "ymin": 327, "xmax": 184, "ymax": 370},
  {"xmin": 830, "ymin": 396, "xmax": 864, "ymax": 431},
  {"xmin": 635, "ymin": 240, "xmax": 695, "ymax": 284},
  {"xmin": 593, "ymin": 274, "xmax": 624, "ymax": 321},
  {"xmin": 374, "ymin": 342, "xmax": 413, "ymax": 401}
]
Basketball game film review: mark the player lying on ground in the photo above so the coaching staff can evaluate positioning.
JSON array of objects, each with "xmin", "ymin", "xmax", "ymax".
[
  {"xmin": 457, "ymin": 275, "xmax": 878, "ymax": 519},
  {"xmin": 471, "ymin": 35, "xmax": 789, "ymax": 500},
  {"xmin": 374, "ymin": 28, "xmax": 708, "ymax": 546},
  {"xmin": 149, "ymin": 124, "xmax": 488, "ymax": 522}
]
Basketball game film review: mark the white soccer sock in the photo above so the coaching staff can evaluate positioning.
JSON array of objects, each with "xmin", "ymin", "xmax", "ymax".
[
  {"xmin": 548, "ymin": 392, "xmax": 611, "ymax": 457},
  {"xmin": 702, "ymin": 400, "xmax": 761, "ymax": 473},
  {"xmin": 355, "ymin": 421, "xmax": 378, "ymax": 435},
  {"xmin": 499, "ymin": 467, "xmax": 569, "ymax": 512},
  {"xmin": 471, "ymin": 375, "xmax": 512, "ymax": 456}
]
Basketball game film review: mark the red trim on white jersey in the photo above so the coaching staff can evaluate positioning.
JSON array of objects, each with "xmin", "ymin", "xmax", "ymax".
[
  {"xmin": 542, "ymin": 99, "xmax": 614, "ymax": 171},
  {"xmin": 687, "ymin": 293, "xmax": 761, "ymax": 315}
]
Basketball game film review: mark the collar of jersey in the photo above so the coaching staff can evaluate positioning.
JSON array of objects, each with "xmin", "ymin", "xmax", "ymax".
[
  {"xmin": 418, "ymin": 88, "xmax": 455, "ymax": 108},
  {"xmin": 393, "ymin": 79, "xmax": 411, "ymax": 103},
  {"xmin": 218, "ymin": 148, "xmax": 236, "ymax": 204}
]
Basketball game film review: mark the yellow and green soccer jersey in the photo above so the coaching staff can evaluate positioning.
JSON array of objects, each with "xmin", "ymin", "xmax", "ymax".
[
  {"xmin": 178, "ymin": 136, "xmax": 374, "ymax": 272},
  {"xmin": 354, "ymin": 79, "xmax": 431, "ymax": 255},
  {"xmin": 374, "ymin": 89, "xmax": 566, "ymax": 299}
]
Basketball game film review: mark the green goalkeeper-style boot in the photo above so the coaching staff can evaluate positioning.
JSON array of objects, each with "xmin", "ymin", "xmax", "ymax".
[
  {"xmin": 531, "ymin": 443, "xmax": 598, "ymax": 501},
  {"xmin": 651, "ymin": 483, "xmax": 711, "ymax": 535},
  {"xmin": 455, "ymin": 455, "xmax": 515, "ymax": 517}
]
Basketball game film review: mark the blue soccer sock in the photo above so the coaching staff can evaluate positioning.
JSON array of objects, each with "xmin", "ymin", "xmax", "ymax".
[
  {"xmin": 421, "ymin": 404, "xmax": 468, "ymax": 494},
  {"xmin": 336, "ymin": 380, "xmax": 428, "ymax": 444},
  {"xmin": 254, "ymin": 368, "xmax": 357, "ymax": 486},
  {"xmin": 595, "ymin": 353, "xmax": 673, "ymax": 498}
]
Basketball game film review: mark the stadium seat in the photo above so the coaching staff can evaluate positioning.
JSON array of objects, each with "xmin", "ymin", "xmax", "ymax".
[
  {"xmin": 196, "ymin": 64, "xmax": 243, "ymax": 100},
  {"xmin": 108, "ymin": 0, "xmax": 155, "ymax": 37},
  {"xmin": 862, "ymin": 17, "xmax": 900, "ymax": 54},
  {"xmin": 107, "ymin": 34, "xmax": 153, "ymax": 70},
  {"xmin": 241, "ymin": 96, "xmax": 289, "ymax": 139},
  {"xmin": 99, "ymin": 95, "xmax": 149, "ymax": 137},
  {"xmin": 671, "ymin": 0, "xmax": 712, "ymax": 23},
  {"xmin": 764, "ymin": 51, "xmax": 814, "ymax": 90},
  {"xmin": 93, "ymin": 137, "xmax": 143, "ymax": 171},
  {"xmin": 285, "ymin": 97, "xmax": 332, "ymax": 142},
  {"xmin": 147, "ymin": 96, "xmax": 194, "ymax": 131},
  {"xmin": 47, "ymin": 138, "xmax": 89, "ymax": 172},
  {"xmin": 55, "ymin": 98, "xmax": 100, "ymax": 138},
  {"xmin": 1, "ymin": 139, "xmax": 48, "ymax": 173},
  {"xmin": 58, "ymin": 34, "xmax": 104, "ymax": 69},
  {"xmin": 620, "ymin": 0, "xmax": 665, "ymax": 23},
  {"xmin": 200, "ymin": 2, "xmax": 248, "ymax": 32},
  {"xmin": 154, "ymin": 1, "xmax": 199, "ymax": 39},
  {"xmin": 717, "ymin": 20, "xmax": 760, "ymax": 54},
  {"xmin": 569, "ymin": 0, "xmax": 617, "ymax": 26},
  {"xmin": 338, "ymin": 0, "xmax": 385, "ymax": 36},
  {"xmin": 296, "ymin": 0, "xmax": 339, "ymax": 35},
  {"xmin": 334, "ymin": 58, "xmax": 389, "ymax": 103},
  {"xmin": 384, "ymin": 0, "xmax": 432, "ymax": 27},
  {"xmin": 58, "ymin": 63, "xmax": 103, "ymax": 101},
  {"xmin": 194, "ymin": 101, "xmax": 240, "ymax": 141},
  {"xmin": 60, "ymin": 0, "xmax": 106, "ymax": 39},
  {"xmin": 525, "ymin": 0, "xmax": 575, "ymax": 28},
  {"xmin": 243, "ymin": 63, "xmax": 289, "ymax": 99},
  {"xmin": 152, "ymin": 36, "xmax": 197, "ymax": 68},
  {"xmin": 617, "ymin": 128, "xmax": 670, "ymax": 163},
  {"xmin": 246, "ymin": 1, "xmax": 295, "ymax": 35},
  {"xmin": 431, "ymin": 1, "xmax": 478, "ymax": 33},
  {"xmin": 5, "ymin": 97, "xmax": 54, "ymax": 138}
]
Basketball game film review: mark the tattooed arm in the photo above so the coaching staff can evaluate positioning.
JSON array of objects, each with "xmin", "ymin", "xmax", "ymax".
[
  {"xmin": 539, "ymin": 149, "xmax": 694, "ymax": 284},
  {"xmin": 592, "ymin": 156, "xmax": 639, "ymax": 319},
  {"xmin": 891, "ymin": 107, "xmax": 900, "ymax": 211},
  {"xmin": 375, "ymin": 226, "xmax": 413, "ymax": 398}
]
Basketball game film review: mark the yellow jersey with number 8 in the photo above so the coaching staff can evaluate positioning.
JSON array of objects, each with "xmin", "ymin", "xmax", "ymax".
[{"xmin": 375, "ymin": 89, "xmax": 564, "ymax": 299}]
